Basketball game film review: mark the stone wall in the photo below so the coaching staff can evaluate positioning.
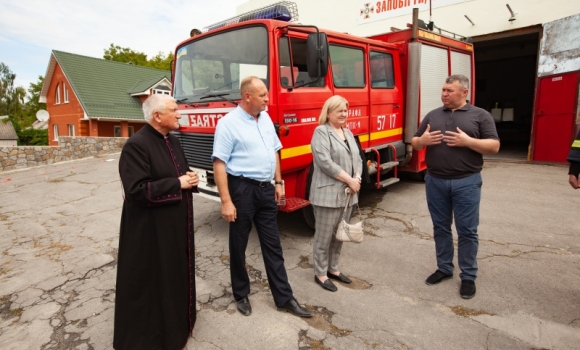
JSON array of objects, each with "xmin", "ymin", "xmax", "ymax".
[{"xmin": 0, "ymin": 136, "xmax": 128, "ymax": 173}]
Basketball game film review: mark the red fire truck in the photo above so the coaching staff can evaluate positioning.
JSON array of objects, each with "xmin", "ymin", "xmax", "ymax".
[{"xmin": 172, "ymin": 1, "xmax": 474, "ymax": 227}]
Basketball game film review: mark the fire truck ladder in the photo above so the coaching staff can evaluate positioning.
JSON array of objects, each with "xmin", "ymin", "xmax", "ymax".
[{"xmin": 367, "ymin": 145, "xmax": 400, "ymax": 189}]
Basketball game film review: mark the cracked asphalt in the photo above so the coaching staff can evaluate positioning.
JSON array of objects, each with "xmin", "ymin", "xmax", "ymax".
[{"xmin": 0, "ymin": 155, "xmax": 579, "ymax": 350}]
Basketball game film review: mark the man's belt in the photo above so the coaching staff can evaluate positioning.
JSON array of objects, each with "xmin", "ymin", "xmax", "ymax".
[{"xmin": 228, "ymin": 174, "xmax": 271, "ymax": 187}]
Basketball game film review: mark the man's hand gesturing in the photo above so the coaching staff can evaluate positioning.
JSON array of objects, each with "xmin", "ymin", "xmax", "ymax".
[
  {"xmin": 443, "ymin": 127, "xmax": 471, "ymax": 148},
  {"xmin": 419, "ymin": 124, "xmax": 443, "ymax": 147}
]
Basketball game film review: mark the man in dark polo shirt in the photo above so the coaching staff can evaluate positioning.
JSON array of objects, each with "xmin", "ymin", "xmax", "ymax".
[{"xmin": 411, "ymin": 74, "xmax": 500, "ymax": 299}]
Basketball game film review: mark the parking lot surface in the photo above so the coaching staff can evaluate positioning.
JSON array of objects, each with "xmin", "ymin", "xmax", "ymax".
[{"xmin": 0, "ymin": 156, "xmax": 578, "ymax": 349}]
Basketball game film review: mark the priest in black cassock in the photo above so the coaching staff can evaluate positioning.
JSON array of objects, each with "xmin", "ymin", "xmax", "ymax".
[{"xmin": 113, "ymin": 94, "xmax": 199, "ymax": 350}]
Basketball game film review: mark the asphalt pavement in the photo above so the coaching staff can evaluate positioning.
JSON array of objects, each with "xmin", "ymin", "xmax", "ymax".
[{"xmin": 0, "ymin": 155, "xmax": 578, "ymax": 350}]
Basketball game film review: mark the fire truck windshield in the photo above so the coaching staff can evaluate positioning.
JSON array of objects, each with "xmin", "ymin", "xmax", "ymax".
[{"xmin": 174, "ymin": 26, "xmax": 269, "ymax": 103}]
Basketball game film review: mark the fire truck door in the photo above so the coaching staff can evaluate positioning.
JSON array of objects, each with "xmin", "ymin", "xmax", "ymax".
[
  {"xmin": 368, "ymin": 50, "xmax": 402, "ymax": 149},
  {"xmin": 277, "ymin": 36, "xmax": 332, "ymax": 176},
  {"xmin": 327, "ymin": 44, "xmax": 368, "ymax": 145}
]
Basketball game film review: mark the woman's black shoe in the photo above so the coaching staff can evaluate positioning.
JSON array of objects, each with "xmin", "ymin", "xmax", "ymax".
[
  {"xmin": 327, "ymin": 272, "xmax": 352, "ymax": 284},
  {"xmin": 315, "ymin": 276, "xmax": 337, "ymax": 292}
]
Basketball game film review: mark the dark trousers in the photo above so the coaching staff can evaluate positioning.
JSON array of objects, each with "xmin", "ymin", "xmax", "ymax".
[{"xmin": 227, "ymin": 175, "xmax": 293, "ymax": 307}]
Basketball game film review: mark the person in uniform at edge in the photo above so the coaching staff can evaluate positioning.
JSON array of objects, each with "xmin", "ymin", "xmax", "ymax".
[
  {"xmin": 309, "ymin": 95, "xmax": 362, "ymax": 292},
  {"xmin": 212, "ymin": 76, "xmax": 312, "ymax": 318},
  {"xmin": 567, "ymin": 129, "xmax": 580, "ymax": 189},
  {"xmin": 411, "ymin": 74, "xmax": 500, "ymax": 299},
  {"xmin": 114, "ymin": 94, "xmax": 199, "ymax": 350}
]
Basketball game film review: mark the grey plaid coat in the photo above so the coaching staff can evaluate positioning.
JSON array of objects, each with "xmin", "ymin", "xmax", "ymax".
[{"xmin": 309, "ymin": 123, "xmax": 363, "ymax": 208}]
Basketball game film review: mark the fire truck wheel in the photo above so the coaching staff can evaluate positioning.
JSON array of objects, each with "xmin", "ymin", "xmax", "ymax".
[
  {"xmin": 303, "ymin": 163, "xmax": 316, "ymax": 230},
  {"xmin": 302, "ymin": 205, "xmax": 316, "ymax": 230},
  {"xmin": 411, "ymin": 170, "xmax": 426, "ymax": 182}
]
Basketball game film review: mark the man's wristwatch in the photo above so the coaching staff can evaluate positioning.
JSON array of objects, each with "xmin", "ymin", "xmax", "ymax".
[{"xmin": 274, "ymin": 180, "xmax": 284, "ymax": 185}]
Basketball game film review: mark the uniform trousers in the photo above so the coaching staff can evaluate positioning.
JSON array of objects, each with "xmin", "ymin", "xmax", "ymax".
[
  {"xmin": 312, "ymin": 205, "xmax": 355, "ymax": 276},
  {"xmin": 227, "ymin": 175, "xmax": 294, "ymax": 307}
]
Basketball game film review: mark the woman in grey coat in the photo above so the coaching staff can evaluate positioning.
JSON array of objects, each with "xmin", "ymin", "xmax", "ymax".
[{"xmin": 309, "ymin": 95, "xmax": 363, "ymax": 292}]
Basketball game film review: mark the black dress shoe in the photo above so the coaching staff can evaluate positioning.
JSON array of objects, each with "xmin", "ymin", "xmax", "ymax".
[
  {"xmin": 425, "ymin": 270, "xmax": 453, "ymax": 285},
  {"xmin": 277, "ymin": 298, "xmax": 313, "ymax": 318},
  {"xmin": 236, "ymin": 296, "xmax": 252, "ymax": 316},
  {"xmin": 327, "ymin": 272, "xmax": 352, "ymax": 284},
  {"xmin": 460, "ymin": 280, "xmax": 476, "ymax": 299},
  {"xmin": 315, "ymin": 276, "xmax": 337, "ymax": 292}
]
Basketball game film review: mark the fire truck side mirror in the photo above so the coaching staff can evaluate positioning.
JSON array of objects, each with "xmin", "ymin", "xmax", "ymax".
[{"xmin": 306, "ymin": 32, "xmax": 328, "ymax": 79}]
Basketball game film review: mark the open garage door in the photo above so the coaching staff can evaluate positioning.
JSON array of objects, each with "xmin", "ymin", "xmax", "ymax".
[{"xmin": 472, "ymin": 26, "xmax": 542, "ymax": 160}]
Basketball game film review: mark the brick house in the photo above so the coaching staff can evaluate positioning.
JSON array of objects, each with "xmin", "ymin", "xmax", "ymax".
[{"xmin": 39, "ymin": 50, "xmax": 171, "ymax": 146}]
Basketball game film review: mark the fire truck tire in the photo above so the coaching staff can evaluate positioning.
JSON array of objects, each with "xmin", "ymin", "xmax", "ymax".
[
  {"xmin": 303, "ymin": 163, "xmax": 316, "ymax": 230},
  {"xmin": 411, "ymin": 170, "xmax": 426, "ymax": 181},
  {"xmin": 302, "ymin": 205, "xmax": 316, "ymax": 230}
]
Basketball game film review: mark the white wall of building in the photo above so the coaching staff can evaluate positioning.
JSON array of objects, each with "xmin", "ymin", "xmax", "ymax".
[
  {"xmin": 238, "ymin": 0, "xmax": 580, "ymax": 39},
  {"xmin": 0, "ymin": 140, "xmax": 17, "ymax": 147},
  {"xmin": 538, "ymin": 13, "xmax": 580, "ymax": 76}
]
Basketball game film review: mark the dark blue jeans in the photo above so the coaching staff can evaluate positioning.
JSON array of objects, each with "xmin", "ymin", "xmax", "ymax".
[{"xmin": 425, "ymin": 172, "xmax": 482, "ymax": 281}]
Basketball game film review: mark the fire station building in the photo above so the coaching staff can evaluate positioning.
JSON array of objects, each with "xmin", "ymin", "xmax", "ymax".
[{"xmin": 239, "ymin": 0, "xmax": 580, "ymax": 163}]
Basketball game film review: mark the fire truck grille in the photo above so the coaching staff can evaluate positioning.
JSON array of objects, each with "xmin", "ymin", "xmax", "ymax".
[{"xmin": 175, "ymin": 132, "xmax": 214, "ymax": 170}]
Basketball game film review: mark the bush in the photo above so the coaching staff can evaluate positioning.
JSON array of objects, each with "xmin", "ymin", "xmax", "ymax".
[{"xmin": 18, "ymin": 128, "xmax": 48, "ymax": 145}]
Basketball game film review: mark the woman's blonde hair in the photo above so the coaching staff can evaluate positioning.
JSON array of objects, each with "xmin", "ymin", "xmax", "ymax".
[{"xmin": 318, "ymin": 95, "xmax": 348, "ymax": 125}]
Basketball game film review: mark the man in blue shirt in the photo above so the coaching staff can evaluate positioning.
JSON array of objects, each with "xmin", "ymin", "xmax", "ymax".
[{"xmin": 212, "ymin": 76, "xmax": 312, "ymax": 318}]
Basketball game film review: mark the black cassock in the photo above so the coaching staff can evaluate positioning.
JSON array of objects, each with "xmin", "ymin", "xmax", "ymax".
[{"xmin": 114, "ymin": 124, "xmax": 196, "ymax": 350}]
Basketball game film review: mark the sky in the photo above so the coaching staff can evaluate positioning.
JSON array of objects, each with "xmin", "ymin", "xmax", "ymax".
[{"xmin": 0, "ymin": 0, "xmax": 249, "ymax": 91}]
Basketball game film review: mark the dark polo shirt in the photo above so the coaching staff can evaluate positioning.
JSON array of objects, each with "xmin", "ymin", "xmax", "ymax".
[{"xmin": 414, "ymin": 103, "xmax": 499, "ymax": 179}]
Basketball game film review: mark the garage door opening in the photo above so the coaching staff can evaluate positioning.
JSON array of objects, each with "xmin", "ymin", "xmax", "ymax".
[{"xmin": 472, "ymin": 28, "xmax": 541, "ymax": 160}]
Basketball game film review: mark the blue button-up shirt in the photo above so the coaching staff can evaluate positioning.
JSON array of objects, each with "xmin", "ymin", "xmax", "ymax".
[{"xmin": 212, "ymin": 106, "xmax": 282, "ymax": 182}]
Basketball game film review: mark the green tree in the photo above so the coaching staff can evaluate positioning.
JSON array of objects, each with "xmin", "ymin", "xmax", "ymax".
[
  {"xmin": 147, "ymin": 51, "xmax": 174, "ymax": 71},
  {"xmin": 104, "ymin": 44, "xmax": 173, "ymax": 71},
  {"xmin": 0, "ymin": 62, "xmax": 26, "ymax": 122},
  {"xmin": 1, "ymin": 64, "xmax": 48, "ymax": 145},
  {"xmin": 20, "ymin": 75, "xmax": 49, "ymax": 145},
  {"xmin": 25, "ymin": 76, "xmax": 46, "ymax": 119}
]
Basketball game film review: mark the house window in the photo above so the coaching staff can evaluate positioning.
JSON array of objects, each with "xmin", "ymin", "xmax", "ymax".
[
  {"xmin": 64, "ymin": 83, "xmax": 69, "ymax": 103},
  {"xmin": 153, "ymin": 89, "xmax": 170, "ymax": 95},
  {"xmin": 68, "ymin": 124, "xmax": 75, "ymax": 136},
  {"xmin": 55, "ymin": 84, "xmax": 61, "ymax": 104},
  {"xmin": 53, "ymin": 125, "xmax": 59, "ymax": 141},
  {"xmin": 129, "ymin": 126, "xmax": 134, "ymax": 136}
]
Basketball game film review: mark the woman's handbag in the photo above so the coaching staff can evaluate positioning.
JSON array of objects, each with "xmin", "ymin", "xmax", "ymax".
[{"xmin": 335, "ymin": 191, "xmax": 364, "ymax": 243}]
